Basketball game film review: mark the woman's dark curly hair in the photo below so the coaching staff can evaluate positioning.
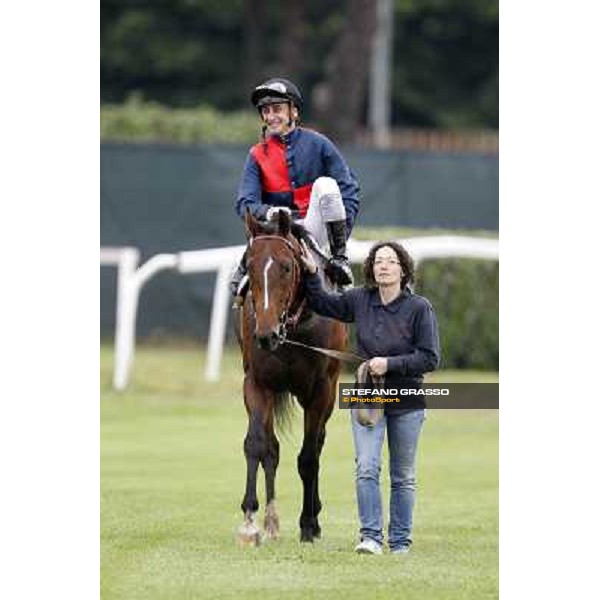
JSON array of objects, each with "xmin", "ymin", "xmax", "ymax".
[{"xmin": 363, "ymin": 241, "xmax": 415, "ymax": 290}]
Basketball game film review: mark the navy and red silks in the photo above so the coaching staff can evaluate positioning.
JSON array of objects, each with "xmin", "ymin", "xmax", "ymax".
[{"xmin": 235, "ymin": 128, "xmax": 360, "ymax": 234}]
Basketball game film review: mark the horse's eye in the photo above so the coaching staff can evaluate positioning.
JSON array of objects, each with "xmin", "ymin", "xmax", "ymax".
[{"xmin": 281, "ymin": 263, "xmax": 292, "ymax": 274}]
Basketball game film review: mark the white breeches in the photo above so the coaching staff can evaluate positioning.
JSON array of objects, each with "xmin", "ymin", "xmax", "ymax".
[{"xmin": 298, "ymin": 177, "xmax": 347, "ymax": 253}]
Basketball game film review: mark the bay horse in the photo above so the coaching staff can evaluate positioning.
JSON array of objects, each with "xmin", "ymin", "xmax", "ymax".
[{"xmin": 235, "ymin": 209, "xmax": 348, "ymax": 544}]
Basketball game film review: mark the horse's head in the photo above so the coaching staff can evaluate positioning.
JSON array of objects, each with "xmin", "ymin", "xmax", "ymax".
[{"xmin": 244, "ymin": 209, "xmax": 303, "ymax": 351}]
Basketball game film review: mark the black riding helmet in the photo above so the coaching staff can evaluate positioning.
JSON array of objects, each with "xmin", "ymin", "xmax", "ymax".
[{"xmin": 251, "ymin": 78, "xmax": 303, "ymax": 111}]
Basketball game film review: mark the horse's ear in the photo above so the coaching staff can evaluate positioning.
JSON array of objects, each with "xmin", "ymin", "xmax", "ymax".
[
  {"xmin": 278, "ymin": 209, "xmax": 291, "ymax": 236},
  {"xmin": 244, "ymin": 209, "xmax": 261, "ymax": 238}
]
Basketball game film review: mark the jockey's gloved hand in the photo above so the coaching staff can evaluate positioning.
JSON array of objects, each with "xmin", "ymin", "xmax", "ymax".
[{"xmin": 266, "ymin": 206, "xmax": 292, "ymax": 221}]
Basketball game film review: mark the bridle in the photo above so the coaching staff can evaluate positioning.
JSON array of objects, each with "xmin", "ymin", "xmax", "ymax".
[
  {"xmin": 248, "ymin": 233, "xmax": 366, "ymax": 365},
  {"xmin": 248, "ymin": 234, "xmax": 306, "ymax": 343}
]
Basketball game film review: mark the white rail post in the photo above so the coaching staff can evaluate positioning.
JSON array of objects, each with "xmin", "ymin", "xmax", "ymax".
[
  {"xmin": 100, "ymin": 247, "xmax": 141, "ymax": 391},
  {"xmin": 113, "ymin": 253, "xmax": 179, "ymax": 391},
  {"xmin": 205, "ymin": 263, "xmax": 235, "ymax": 381},
  {"xmin": 113, "ymin": 262, "xmax": 139, "ymax": 391}
]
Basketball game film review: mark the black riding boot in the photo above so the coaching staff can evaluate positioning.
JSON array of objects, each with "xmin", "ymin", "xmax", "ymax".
[
  {"xmin": 230, "ymin": 249, "xmax": 249, "ymax": 307},
  {"xmin": 325, "ymin": 220, "xmax": 354, "ymax": 287}
]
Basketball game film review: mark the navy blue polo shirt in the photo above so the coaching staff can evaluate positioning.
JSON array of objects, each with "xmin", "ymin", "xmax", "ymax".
[{"xmin": 303, "ymin": 273, "xmax": 440, "ymax": 393}]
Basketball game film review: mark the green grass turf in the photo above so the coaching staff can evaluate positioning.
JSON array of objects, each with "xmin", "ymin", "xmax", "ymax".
[{"xmin": 101, "ymin": 345, "xmax": 498, "ymax": 599}]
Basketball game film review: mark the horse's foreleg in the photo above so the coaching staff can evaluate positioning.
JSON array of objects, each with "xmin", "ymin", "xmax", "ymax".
[
  {"xmin": 238, "ymin": 377, "xmax": 272, "ymax": 547},
  {"xmin": 262, "ymin": 431, "xmax": 280, "ymax": 539},
  {"xmin": 238, "ymin": 411, "xmax": 263, "ymax": 546}
]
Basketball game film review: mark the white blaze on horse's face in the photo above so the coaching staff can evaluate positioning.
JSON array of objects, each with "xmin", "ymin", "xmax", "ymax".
[{"xmin": 263, "ymin": 256, "xmax": 274, "ymax": 310}]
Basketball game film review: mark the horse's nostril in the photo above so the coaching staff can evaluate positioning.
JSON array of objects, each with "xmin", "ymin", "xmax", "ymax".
[
  {"xmin": 256, "ymin": 336, "xmax": 268, "ymax": 350},
  {"xmin": 255, "ymin": 332, "xmax": 279, "ymax": 351}
]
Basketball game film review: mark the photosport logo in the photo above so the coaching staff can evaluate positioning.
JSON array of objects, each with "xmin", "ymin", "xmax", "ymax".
[{"xmin": 338, "ymin": 383, "xmax": 499, "ymax": 409}]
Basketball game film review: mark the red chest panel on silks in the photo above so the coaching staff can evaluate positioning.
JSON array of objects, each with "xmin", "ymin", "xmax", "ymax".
[
  {"xmin": 251, "ymin": 140, "xmax": 291, "ymax": 193},
  {"xmin": 292, "ymin": 184, "xmax": 312, "ymax": 216},
  {"xmin": 250, "ymin": 138, "xmax": 313, "ymax": 217}
]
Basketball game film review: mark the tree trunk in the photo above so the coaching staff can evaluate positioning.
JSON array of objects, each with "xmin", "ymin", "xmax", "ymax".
[
  {"xmin": 243, "ymin": 0, "xmax": 267, "ymax": 92},
  {"xmin": 278, "ymin": 1, "xmax": 308, "ymax": 79},
  {"xmin": 368, "ymin": 0, "xmax": 394, "ymax": 148},
  {"xmin": 312, "ymin": 0, "xmax": 378, "ymax": 144}
]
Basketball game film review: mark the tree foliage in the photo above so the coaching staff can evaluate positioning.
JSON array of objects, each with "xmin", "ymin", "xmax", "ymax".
[{"xmin": 101, "ymin": 0, "xmax": 498, "ymax": 136}]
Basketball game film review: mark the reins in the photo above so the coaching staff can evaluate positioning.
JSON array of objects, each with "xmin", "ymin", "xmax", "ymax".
[{"xmin": 281, "ymin": 339, "xmax": 366, "ymax": 365}]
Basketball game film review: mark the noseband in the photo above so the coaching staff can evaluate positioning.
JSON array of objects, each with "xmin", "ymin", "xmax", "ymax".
[{"xmin": 249, "ymin": 234, "xmax": 306, "ymax": 341}]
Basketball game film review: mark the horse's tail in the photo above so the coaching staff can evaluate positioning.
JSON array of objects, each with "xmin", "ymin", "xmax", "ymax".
[{"xmin": 274, "ymin": 391, "xmax": 296, "ymax": 436}]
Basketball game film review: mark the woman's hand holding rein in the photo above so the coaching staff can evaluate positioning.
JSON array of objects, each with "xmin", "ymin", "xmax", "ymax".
[{"xmin": 368, "ymin": 357, "xmax": 388, "ymax": 376}]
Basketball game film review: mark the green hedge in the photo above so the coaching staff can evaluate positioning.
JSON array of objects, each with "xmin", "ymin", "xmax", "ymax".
[
  {"xmin": 101, "ymin": 95, "xmax": 258, "ymax": 144},
  {"xmin": 416, "ymin": 259, "xmax": 498, "ymax": 371}
]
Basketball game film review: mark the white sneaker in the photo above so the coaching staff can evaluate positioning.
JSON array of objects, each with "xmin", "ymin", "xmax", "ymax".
[
  {"xmin": 354, "ymin": 538, "xmax": 383, "ymax": 555},
  {"xmin": 390, "ymin": 545, "xmax": 411, "ymax": 555}
]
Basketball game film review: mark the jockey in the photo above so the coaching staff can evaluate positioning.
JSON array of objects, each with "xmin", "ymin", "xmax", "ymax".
[{"xmin": 231, "ymin": 77, "xmax": 361, "ymax": 301}]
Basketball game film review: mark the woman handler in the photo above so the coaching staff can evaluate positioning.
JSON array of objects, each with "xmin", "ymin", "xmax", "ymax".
[{"xmin": 300, "ymin": 240, "xmax": 440, "ymax": 555}]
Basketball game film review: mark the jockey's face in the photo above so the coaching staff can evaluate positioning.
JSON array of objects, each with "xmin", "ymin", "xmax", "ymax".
[{"xmin": 260, "ymin": 102, "xmax": 297, "ymax": 136}]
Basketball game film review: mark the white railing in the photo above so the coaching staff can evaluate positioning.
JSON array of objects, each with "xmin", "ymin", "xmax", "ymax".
[
  {"xmin": 100, "ymin": 247, "xmax": 178, "ymax": 389},
  {"xmin": 100, "ymin": 236, "xmax": 498, "ymax": 390}
]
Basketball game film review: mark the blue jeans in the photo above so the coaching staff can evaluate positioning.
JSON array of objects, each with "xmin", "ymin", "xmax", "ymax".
[{"xmin": 350, "ymin": 408, "xmax": 425, "ymax": 550}]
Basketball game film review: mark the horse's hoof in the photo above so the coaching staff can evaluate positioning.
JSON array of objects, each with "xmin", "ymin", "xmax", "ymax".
[
  {"xmin": 237, "ymin": 522, "xmax": 261, "ymax": 547},
  {"xmin": 263, "ymin": 501, "xmax": 280, "ymax": 541},
  {"xmin": 299, "ymin": 518, "xmax": 320, "ymax": 542},
  {"xmin": 263, "ymin": 518, "xmax": 280, "ymax": 540},
  {"xmin": 300, "ymin": 529, "xmax": 315, "ymax": 543}
]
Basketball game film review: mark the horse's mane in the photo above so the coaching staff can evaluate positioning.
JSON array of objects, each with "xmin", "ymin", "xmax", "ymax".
[
  {"xmin": 249, "ymin": 217, "xmax": 308, "ymax": 242},
  {"xmin": 251, "ymin": 220, "xmax": 278, "ymax": 236}
]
